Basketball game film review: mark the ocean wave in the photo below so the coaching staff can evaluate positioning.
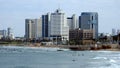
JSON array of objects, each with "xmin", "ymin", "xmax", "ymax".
[
  {"xmin": 107, "ymin": 60, "xmax": 120, "ymax": 68},
  {"xmin": 109, "ymin": 59, "xmax": 116, "ymax": 63},
  {"xmin": 92, "ymin": 57, "xmax": 108, "ymax": 60},
  {"xmin": 98, "ymin": 64, "xmax": 119, "ymax": 68},
  {"xmin": 0, "ymin": 46, "xmax": 69, "ymax": 53},
  {"xmin": 96, "ymin": 50, "xmax": 113, "ymax": 53}
]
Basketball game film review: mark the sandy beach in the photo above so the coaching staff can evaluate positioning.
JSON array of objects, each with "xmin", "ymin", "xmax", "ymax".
[{"xmin": 0, "ymin": 43, "xmax": 120, "ymax": 51}]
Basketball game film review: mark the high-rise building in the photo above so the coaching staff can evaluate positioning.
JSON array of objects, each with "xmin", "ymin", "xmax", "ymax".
[
  {"xmin": 25, "ymin": 19, "xmax": 35, "ymax": 39},
  {"xmin": 35, "ymin": 19, "xmax": 42, "ymax": 39},
  {"xmin": 112, "ymin": 29, "xmax": 116, "ymax": 36},
  {"xmin": 42, "ymin": 13, "xmax": 51, "ymax": 38},
  {"xmin": 25, "ymin": 18, "xmax": 42, "ymax": 39},
  {"xmin": 0, "ymin": 30, "xmax": 7, "ymax": 39},
  {"xmin": 7, "ymin": 27, "xmax": 12, "ymax": 37},
  {"xmin": 7, "ymin": 27, "xmax": 14, "ymax": 39},
  {"xmin": 67, "ymin": 14, "xmax": 79, "ymax": 30},
  {"xmin": 80, "ymin": 12, "xmax": 98, "ymax": 39},
  {"xmin": 49, "ymin": 9, "xmax": 69, "ymax": 43},
  {"xmin": 0, "ymin": 30, "xmax": 3, "ymax": 39},
  {"xmin": 117, "ymin": 29, "xmax": 120, "ymax": 35},
  {"xmin": 79, "ymin": 16, "xmax": 81, "ymax": 28},
  {"xmin": 0, "ymin": 30, "xmax": 7, "ymax": 38}
]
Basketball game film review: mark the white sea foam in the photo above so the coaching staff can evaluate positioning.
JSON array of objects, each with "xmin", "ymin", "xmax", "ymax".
[
  {"xmin": 0, "ymin": 46, "xmax": 69, "ymax": 52},
  {"xmin": 93, "ymin": 57, "xmax": 108, "ymax": 60},
  {"xmin": 109, "ymin": 59, "xmax": 116, "ymax": 63},
  {"xmin": 96, "ymin": 51, "xmax": 113, "ymax": 53},
  {"xmin": 99, "ymin": 64, "xmax": 119, "ymax": 68}
]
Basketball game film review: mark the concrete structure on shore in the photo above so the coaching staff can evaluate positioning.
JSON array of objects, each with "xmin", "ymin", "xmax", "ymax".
[
  {"xmin": 80, "ymin": 12, "xmax": 98, "ymax": 39},
  {"xmin": 69, "ymin": 28, "xmax": 94, "ymax": 45},
  {"xmin": 49, "ymin": 9, "xmax": 69, "ymax": 44},
  {"xmin": 25, "ymin": 18, "xmax": 42, "ymax": 40}
]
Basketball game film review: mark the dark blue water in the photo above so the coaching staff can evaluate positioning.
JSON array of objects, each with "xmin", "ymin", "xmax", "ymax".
[{"xmin": 0, "ymin": 45, "xmax": 120, "ymax": 68}]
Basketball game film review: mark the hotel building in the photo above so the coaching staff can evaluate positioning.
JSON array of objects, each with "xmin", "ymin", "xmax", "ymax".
[{"xmin": 49, "ymin": 9, "xmax": 69, "ymax": 44}]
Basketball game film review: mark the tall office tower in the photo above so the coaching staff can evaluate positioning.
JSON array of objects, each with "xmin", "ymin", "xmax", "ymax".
[
  {"xmin": 112, "ymin": 29, "xmax": 116, "ymax": 36},
  {"xmin": 50, "ymin": 9, "xmax": 69, "ymax": 43},
  {"xmin": 7, "ymin": 27, "xmax": 14, "ymax": 39},
  {"xmin": 79, "ymin": 16, "xmax": 81, "ymax": 28},
  {"xmin": 25, "ymin": 18, "xmax": 42, "ymax": 39},
  {"xmin": 42, "ymin": 13, "xmax": 51, "ymax": 39},
  {"xmin": 67, "ymin": 14, "xmax": 79, "ymax": 30},
  {"xmin": 7, "ymin": 27, "xmax": 12, "ymax": 37},
  {"xmin": 80, "ymin": 12, "xmax": 98, "ymax": 39}
]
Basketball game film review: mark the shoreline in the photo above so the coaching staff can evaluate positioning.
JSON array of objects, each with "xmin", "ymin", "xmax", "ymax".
[{"xmin": 0, "ymin": 43, "xmax": 120, "ymax": 51}]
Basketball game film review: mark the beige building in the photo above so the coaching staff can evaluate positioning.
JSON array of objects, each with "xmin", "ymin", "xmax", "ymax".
[
  {"xmin": 69, "ymin": 28, "xmax": 95, "ymax": 45},
  {"xmin": 25, "ymin": 18, "xmax": 42, "ymax": 40}
]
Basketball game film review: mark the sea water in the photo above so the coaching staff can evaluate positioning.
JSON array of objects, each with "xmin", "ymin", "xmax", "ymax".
[{"xmin": 0, "ymin": 45, "xmax": 120, "ymax": 68}]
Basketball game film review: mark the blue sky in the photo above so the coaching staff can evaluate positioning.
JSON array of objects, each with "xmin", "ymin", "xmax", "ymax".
[{"xmin": 0, "ymin": 0, "xmax": 120, "ymax": 37}]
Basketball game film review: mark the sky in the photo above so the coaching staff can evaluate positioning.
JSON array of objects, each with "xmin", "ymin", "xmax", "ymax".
[{"xmin": 0, "ymin": 0, "xmax": 120, "ymax": 37}]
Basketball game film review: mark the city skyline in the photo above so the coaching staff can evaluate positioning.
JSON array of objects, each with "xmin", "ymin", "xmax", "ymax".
[{"xmin": 0, "ymin": 0, "xmax": 120, "ymax": 36}]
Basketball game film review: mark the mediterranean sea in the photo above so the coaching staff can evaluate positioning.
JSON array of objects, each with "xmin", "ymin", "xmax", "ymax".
[{"xmin": 0, "ymin": 45, "xmax": 120, "ymax": 68}]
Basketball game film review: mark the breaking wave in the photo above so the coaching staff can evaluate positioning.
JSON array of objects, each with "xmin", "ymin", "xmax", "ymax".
[{"xmin": 0, "ymin": 46, "xmax": 69, "ymax": 53}]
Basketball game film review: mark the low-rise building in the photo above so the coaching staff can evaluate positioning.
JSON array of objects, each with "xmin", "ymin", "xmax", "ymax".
[
  {"xmin": 69, "ymin": 28, "xmax": 94, "ymax": 45},
  {"xmin": 112, "ymin": 33, "xmax": 120, "ymax": 45},
  {"xmin": 99, "ymin": 33, "xmax": 112, "ymax": 44}
]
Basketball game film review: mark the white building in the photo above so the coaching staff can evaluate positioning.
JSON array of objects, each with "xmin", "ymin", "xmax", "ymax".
[
  {"xmin": 117, "ymin": 29, "xmax": 120, "ymax": 35},
  {"xmin": 49, "ymin": 9, "xmax": 69, "ymax": 44},
  {"xmin": 67, "ymin": 14, "xmax": 79, "ymax": 30},
  {"xmin": 112, "ymin": 29, "xmax": 116, "ymax": 36},
  {"xmin": 0, "ymin": 30, "xmax": 7, "ymax": 39},
  {"xmin": 7, "ymin": 28, "xmax": 14, "ymax": 39},
  {"xmin": 0, "ymin": 30, "xmax": 4, "ymax": 39},
  {"xmin": 35, "ymin": 19, "xmax": 42, "ymax": 39},
  {"xmin": 25, "ymin": 18, "xmax": 42, "ymax": 39}
]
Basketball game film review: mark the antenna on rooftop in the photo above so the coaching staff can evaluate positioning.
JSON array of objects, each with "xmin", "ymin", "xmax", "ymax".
[{"xmin": 58, "ymin": 3, "xmax": 61, "ymax": 10}]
